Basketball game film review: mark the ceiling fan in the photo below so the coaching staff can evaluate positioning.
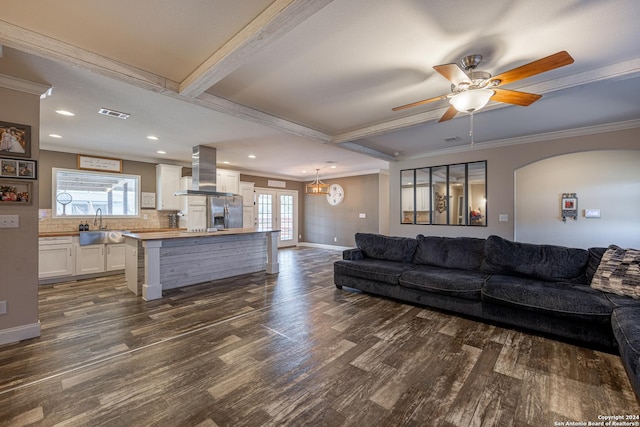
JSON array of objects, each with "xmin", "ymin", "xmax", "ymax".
[{"xmin": 392, "ymin": 51, "xmax": 574, "ymax": 122}]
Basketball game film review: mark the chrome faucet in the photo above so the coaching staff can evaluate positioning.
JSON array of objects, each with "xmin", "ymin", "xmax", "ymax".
[{"xmin": 94, "ymin": 208, "xmax": 105, "ymax": 230}]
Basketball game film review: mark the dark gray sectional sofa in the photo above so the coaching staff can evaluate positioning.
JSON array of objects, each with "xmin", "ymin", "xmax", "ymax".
[{"xmin": 333, "ymin": 232, "xmax": 640, "ymax": 400}]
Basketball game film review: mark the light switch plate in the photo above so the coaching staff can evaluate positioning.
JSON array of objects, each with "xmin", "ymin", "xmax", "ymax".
[
  {"xmin": 585, "ymin": 209, "xmax": 601, "ymax": 218},
  {"xmin": 0, "ymin": 301, "xmax": 6, "ymax": 315},
  {"xmin": 0, "ymin": 215, "xmax": 19, "ymax": 228},
  {"xmin": 499, "ymin": 214, "xmax": 509, "ymax": 222},
  {"xmin": 359, "ymin": 213, "xmax": 366, "ymax": 219}
]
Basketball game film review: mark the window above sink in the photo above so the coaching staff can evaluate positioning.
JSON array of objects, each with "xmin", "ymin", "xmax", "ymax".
[{"xmin": 53, "ymin": 168, "xmax": 141, "ymax": 219}]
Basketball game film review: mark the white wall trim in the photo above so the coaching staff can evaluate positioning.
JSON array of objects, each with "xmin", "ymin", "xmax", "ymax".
[
  {"xmin": 403, "ymin": 118, "xmax": 640, "ymax": 161},
  {"xmin": 297, "ymin": 242, "xmax": 352, "ymax": 251},
  {"xmin": 0, "ymin": 322, "xmax": 41, "ymax": 345},
  {"xmin": 0, "ymin": 73, "xmax": 51, "ymax": 96}
]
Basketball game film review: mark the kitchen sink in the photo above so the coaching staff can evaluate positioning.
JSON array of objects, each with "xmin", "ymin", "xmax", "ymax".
[{"xmin": 79, "ymin": 230, "xmax": 129, "ymax": 246}]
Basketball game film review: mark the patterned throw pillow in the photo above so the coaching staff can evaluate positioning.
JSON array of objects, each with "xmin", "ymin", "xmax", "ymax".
[{"xmin": 591, "ymin": 245, "xmax": 640, "ymax": 298}]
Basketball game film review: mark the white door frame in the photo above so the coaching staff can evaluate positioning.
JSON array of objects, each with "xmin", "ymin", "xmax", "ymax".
[{"xmin": 255, "ymin": 188, "xmax": 298, "ymax": 248}]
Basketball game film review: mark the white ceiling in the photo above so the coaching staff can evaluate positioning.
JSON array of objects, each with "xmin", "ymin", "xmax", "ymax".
[{"xmin": 1, "ymin": 0, "xmax": 639, "ymax": 180}]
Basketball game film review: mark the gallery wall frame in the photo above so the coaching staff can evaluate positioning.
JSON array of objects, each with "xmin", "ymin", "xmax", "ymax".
[
  {"xmin": 0, "ymin": 121, "xmax": 31, "ymax": 158},
  {"xmin": 0, "ymin": 180, "xmax": 32, "ymax": 205},
  {"xmin": 0, "ymin": 157, "xmax": 37, "ymax": 179}
]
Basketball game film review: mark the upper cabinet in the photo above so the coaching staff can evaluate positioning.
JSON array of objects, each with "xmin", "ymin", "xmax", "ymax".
[
  {"xmin": 216, "ymin": 169, "xmax": 240, "ymax": 194},
  {"xmin": 156, "ymin": 164, "xmax": 183, "ymax": 211}
]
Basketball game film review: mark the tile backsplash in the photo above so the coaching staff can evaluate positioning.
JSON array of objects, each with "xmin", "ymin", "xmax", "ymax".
[{"xmin": 38, "ymin": 209, "xmax": 180, "ymax": 232}]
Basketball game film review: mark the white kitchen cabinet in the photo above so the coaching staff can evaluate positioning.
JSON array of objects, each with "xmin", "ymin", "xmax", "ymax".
[
  {"xmin": 39, "ymin": 236, "xmax": 74, "ymax": 279},
  {"xmin": 106, "ymin": 243, "xmax": 126, "ymax": 271},
  {"xmin": 156, "ymin": 164, "xmax": 183, "ymax": 210},
  {"xmin": 239, "ymin": 181, "xmax": 255, "ymax": 206},
  {"xmin": 187, "ymin": 204, "xmax": 207, "ymax": 232},
  {"xmin": 243, "ymin": 207, "xmax": 256, "ymax": 228},
  {"xmin": 216, "ymin": 169, "xmax": 240, "ymax": 194},
  {"xmin": 180, "ymin": 176, "xmax": 207, "ymax": 231},
  {"xmin": 75, "ymin": 244, "xmax": 106, "ymax": 275}
]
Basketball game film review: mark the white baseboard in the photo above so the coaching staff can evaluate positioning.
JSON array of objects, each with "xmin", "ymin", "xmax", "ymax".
[
  {"xmin": 0, "ymin": 322, "xmax": 41, "ymax": 346},
  {"xmin": 297, "ymin": 242, "xmax": 352, "ymax": 251}
]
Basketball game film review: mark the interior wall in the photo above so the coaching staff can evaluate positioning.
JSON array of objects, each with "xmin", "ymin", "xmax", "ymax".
[
  {"xmin": 39, "ymin": 150, "xmax": 159, "ymax": 209},
  {"xmin": 515, "ymin": 150, "xmax": 640, "ymax": 248},
  {"xmin": 389, "ymin": 126, "xmax": 640, "ymax": 245},
  {"xmin": 304, "ymin": 173, "xmax": 381, "ymax": 247},
  {"xmin": 378, "ymin": 172, "xmax": 389, "ymax": 235},
  {"xmin": 0, "ymin": 85, "xmax": 40, "ymax": 343}
]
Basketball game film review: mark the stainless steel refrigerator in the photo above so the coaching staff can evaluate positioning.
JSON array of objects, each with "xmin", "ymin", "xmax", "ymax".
[{"xmin": 210, "ymin": 195, "xmax": 243, "ymax": 229}]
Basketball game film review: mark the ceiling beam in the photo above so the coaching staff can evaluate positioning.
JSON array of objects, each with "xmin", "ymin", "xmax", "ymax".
[
  {"xmin": 331, "ymin": 57, "xmax": 640, "ymax": 144},
  {"xmin": 0, "ymin": 19, "xmax": 331, "ymax": 144},
  {"xmin": 179, "ymin": 0, "xmax": 334, "ymax": 98}
]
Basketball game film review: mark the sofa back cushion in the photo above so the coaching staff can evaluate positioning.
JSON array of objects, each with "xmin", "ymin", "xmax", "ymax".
[
  {"xmin": 481, "ymin": 235, "xmax": 589, "ymax": 283},
  {"xmin": 413, "ymin": 235, "xmax": 485, "ymax": 271},
  {"xmin": 591, "ymin": 245, "xmax": 640, "ymax": 298},
  {"xmin": 355, "ymin": 233, "xmax": 417, "ymax": 263}
]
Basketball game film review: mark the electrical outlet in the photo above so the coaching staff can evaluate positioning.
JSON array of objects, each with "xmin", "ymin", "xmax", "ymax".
[
  {"xmin": 143, "ymin": 214, "xmax": 148, "ymax": 220},
  {"xmin": 0, "ymin": 215, "xmax": 19, "ymax": 228},
  {"xmin": 0, "ymin": 301, "xmax": 6, "ymax": 315}
]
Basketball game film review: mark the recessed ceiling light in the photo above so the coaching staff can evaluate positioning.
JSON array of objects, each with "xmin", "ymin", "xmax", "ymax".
[
  {"xmin": 330, "ymin": 165, "xmax": 337, "ymax": 169},
  {"xmin": 49, "ymin": 134, "xmax": 62, "ymax": 139},
  {"xmin": 301, "ymin": 170, "xmax": 307, "ymax": 173},
  {"xmin": 222, "ymin": 161, "xmax": 230, "ymax": 164},
  {"xmin": 157, "ymin": 150, "xmax": 166, "ymax": 154},
  {"xmin": 248, "ymin": 155, "xmax": 256, "ymax": 159},
  {"xmin": 147, "ymin": 136, "xmax": 158, "ymax": 141},
  {"xmin": 56, "ymin": 110, "xmax": 75, "ymax": 116}
]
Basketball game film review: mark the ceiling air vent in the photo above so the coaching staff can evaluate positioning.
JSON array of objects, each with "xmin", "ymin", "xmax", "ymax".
[
  {"xmin": 444, "ymin": 136, "xmax": 462, "ymax": 143},
  {"xmin": 98, "ymin": 108, "xmax": 130, "ymax": 120}
]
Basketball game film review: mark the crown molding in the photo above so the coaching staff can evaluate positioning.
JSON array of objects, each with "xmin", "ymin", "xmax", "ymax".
[
  {"xmin": 403, "ymin": 119, "xmax": 640, "ymax": 161},
  {"xmin": 0, "ymin": 73, "xmax": 50, "ymax": 96}
]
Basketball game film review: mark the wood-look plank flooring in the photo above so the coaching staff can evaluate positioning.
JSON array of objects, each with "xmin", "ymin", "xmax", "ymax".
[{"xmin": 1, "ymin": 247, "xmax": 638, "ymax": 426}]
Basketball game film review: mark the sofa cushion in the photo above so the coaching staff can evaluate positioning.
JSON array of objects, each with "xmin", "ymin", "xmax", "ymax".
[
  {"xmin": 481, "ymin": 235, "xmax": 588, "ymax": 283},
  {"xmin": 591, "ymin": 245, "xmax": 640, "ymax": 299},
  {"xmin": 413, "ymin": 235, "xmax": 485, "ymax": 271},
  {"xmin": 334, "ymin": 259, "xmax": 415, "ymax": 285},
  {"xmin": 355, "ymin": 233, "xmax": 417, "ymax": 263},
  {"xmin": 611, "ymin": 307, "xmax": 640, "ymax": 397},
  {"xmin": 399, "ymin": 265, "xmax": 489, "ymax": 300},
  {"xmin": 483, "ymin": 274, "xmax": 614, "ymax": 322},
  {"xmin": 586, "ymin": 247, "xmax": 607, "ymax": 283}
]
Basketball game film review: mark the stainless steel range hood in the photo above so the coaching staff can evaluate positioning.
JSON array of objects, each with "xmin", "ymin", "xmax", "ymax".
[{"xmin": 174, "ymin": 145, "xmax": 234, "ymax": 197}]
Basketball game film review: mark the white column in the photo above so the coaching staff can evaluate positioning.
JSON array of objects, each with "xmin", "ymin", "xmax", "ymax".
[
  {"xmin": 266, "ymin": 231, "xmax": 279, "ymax": 274},
  {"xmin": 142, "ymin": 240, "xmax": 163, "ymax": 301}
]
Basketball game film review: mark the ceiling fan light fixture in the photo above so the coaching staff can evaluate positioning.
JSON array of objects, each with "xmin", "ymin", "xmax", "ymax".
[{"xmin": 449, "ymin": 89, "xmax": 494, "ymax": 113}]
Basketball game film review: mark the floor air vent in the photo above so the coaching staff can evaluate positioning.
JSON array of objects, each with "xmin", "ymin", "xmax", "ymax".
[{"xmin": 98, "ymin": 108, "xmax": 130, "ymax": 119}]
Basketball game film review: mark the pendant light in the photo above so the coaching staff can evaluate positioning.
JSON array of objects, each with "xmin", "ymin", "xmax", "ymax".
[{"xmin": 305, "ymin": 168, "xmax": 330, "ymax": 195}]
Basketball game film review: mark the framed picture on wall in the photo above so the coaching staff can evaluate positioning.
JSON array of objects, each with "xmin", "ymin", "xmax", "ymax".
[
  {"xmin": 0, "ymin": 180, "xmax": 32, "ymax": 204},
  {"xmin": 0, "ymin": 157, "xmax": 36, "ymax": 179},
  {"xmin": 0, "ymin": 121, "xmax": 31, "ymax": 158}
]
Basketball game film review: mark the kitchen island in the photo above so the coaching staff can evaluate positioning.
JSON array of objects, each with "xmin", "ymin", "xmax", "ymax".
[{"xmin": 124, "ymin": 228, "xmax": 279, "ymax": 300}]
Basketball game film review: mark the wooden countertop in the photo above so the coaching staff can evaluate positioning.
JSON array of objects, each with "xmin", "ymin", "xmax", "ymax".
[
  {"xmin": 123, "ymin": 228, "xmax": 278, "ymax": 241},
  {"xmin": 39, "ymin": 228, "xmax": 185, "ymax": 238}
]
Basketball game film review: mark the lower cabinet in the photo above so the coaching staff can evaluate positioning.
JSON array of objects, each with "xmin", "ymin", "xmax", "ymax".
[
  {"xmin": 39, "ymin": 238, "xmax": 74, "ymax": 279},
  {"xmin": 39, "ymin": 236, "xmax": 127, "ymax": 280},
  {"xmin": 75, "ymin": 243, "xmax": 127, "ymax": 275},
  {"xmin": 75, "ymin": 244, "xmax": 105, "ymax": 275},
  {"xmin": 106, "ymin": 243, "xmax": 126, "ymax": 271}
]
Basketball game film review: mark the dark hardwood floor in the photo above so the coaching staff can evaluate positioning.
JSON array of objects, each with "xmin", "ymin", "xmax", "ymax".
[{"xmin": 1, "ymin": 247, "xmax": 638, "ymax": 426}]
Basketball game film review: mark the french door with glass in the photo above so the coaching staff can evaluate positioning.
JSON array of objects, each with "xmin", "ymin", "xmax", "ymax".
[{"xmin": 255, "ymin": 188, "xmax": 298, "ymax": 248}]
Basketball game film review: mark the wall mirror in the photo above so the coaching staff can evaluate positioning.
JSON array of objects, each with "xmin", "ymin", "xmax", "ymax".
[{"xmin": 400, "ymin": 160, "xmax": 487, "ymax": 226}]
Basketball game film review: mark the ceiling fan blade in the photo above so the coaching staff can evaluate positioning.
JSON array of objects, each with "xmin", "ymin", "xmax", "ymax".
[
  {"xmin": 392, "ymin": 94, "xmax": 446, "ymax": 111},
  {"xmin": 438, "ymin": 105, "xmax": 458, "ymax": 122},
  {"xmin": 433, "ymin": 63, "xmax": 469, "ymax": 85},
  {"xmin": 491, "ymin": 88, "xmax": 542, "ymax": 106},
  {"xmin": 490, "ymin": 51, "xmax": 574, "ymax": 87}
]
